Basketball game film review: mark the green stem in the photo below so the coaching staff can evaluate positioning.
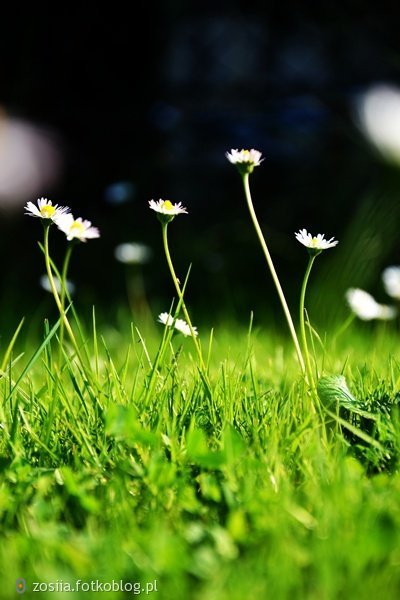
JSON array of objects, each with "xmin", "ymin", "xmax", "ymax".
[
  {"xmin": 58, "ymin": 242, "xmax": 74, "ymax": 356},
  {"xmin": 43, "ymin": 224, "xmax": 79, "ymax": 356},
  {"xmin": 298, "ymin": 255, "xmax": 329, "ymax": 438},
  {"xmin": 60, "ymin": 243, "xmax": 74, "ymax": 311},
  {"xmin": 242, "ymin": 173, "xmax": 306, "ymax": 375},
  {"xmin": 162, "ymin": 223, "xmax": 207, "ymax": 375},
  {"xmin": 299, "ymin": 255, "xmax": 317, "ymax": 390}
]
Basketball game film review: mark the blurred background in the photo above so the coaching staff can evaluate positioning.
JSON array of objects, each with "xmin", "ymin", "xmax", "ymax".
[{"xmin": 2, "ymin": 1, "xmax": 400, "ymax": 336}]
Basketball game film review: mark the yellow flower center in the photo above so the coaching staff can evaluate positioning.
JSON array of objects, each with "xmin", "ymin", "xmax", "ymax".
[
  {"xmin": 70, "ymin": 220, "xmax": 85, "ymax": 235},
  {"xmin": 311, "ymin": 237, "xmax": 319, "ymax": 247},
  {"xmin": 40, "ymin": 205, "xmax": 56, "ymax": 218},
  {"xmin": 162, "ymin": 200, "xmax": 174, "ymax": 211}
]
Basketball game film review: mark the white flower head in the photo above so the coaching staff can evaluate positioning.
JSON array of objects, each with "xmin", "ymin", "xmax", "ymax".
[
  {"xmin": 56, "ymin": 213, "xmax": 100, "ymax": 242},
  {"xmin": 25, "ymin": 197, "xmax": 70, "ymax": 222},
  {"xmin": 158, "ymin": 312, "xmax": 198, "ymax": 337},
  {"xmin": 39, "ymin": 274, "xmax": 75, "ymax": 296},
  {"xmin": 149, "ymin": 199, "xmax": 188, "ymax": 224},
  {"xmin": 345, "ymin": 288, "xmax": 397, "ymax": 321},
  {"xmin": 114, "ymin": 242, "xmax": 153, "ymax": 265},
  {"xmin": 226, "ymin": 148, "xmax": 264, "ymax": 175},
  {"xmin": 175, "ymin": 318, "xmax": 198, "ymax": 337},
  {"xmin": 382, "ymin": 266, "xmax": 400, "ymax": 300},
  {"xmin": 158, "ymin": 312, "xmax": 175, "ymax": 328},
  {"xmin": 295, "ymin": 229, "xmax": 338, "ymax": 256}
]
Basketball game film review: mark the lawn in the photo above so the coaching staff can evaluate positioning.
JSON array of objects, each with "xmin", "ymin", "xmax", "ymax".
[{"xmin": 1, "ymin": 312, "xmax": 400, "ymax": 600}]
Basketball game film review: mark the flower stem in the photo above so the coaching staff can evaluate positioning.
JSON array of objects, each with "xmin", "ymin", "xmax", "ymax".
[
  {"xmin": 58, "ymin": 242, "xmax": 74, "ymax": 354},
  {"xmin": 299, "ymin": 255, "xmax": 317, "ymax": 390},
  {"xmin": 60, "ymin": 243, "xmax": 74, "ymax": 310},
  {"xmin": 43, "ymin": 224, "xmax": 79, "ymax": 356},
  {"xmin": 242, "ymin": 173, "xmax": 306, "ymax": 375},
  {"xmin": 161, "ymin": 223, "xmax": 207, "ymax": 375}
]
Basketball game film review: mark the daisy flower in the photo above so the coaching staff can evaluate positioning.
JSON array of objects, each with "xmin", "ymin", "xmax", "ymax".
[
  {"xmin": 345, "ymin": 288, "xmax": 397, "ymax": 321},
  {"xmin": 158, "ymin": 312, "xmax": 175, "ymax": 328},
  {"xmin": 25, "ymin": 197, "xmax": 70, "ymax": 221},
  {"xmin": 295, "ymin": 229, "xmax": 339, "ymax": 256},
  {"xmin": 175, "ymin": 318, "xmax": 198, "ymax": 337},
  {"xmin": 382, "ymin": 266, "xmax": 400, "ymax": 300},
  {"xmin": 158, "ymin": 312, "xmax": 198, "ymax": 337},
  {"xmin": 56, "ymin": 213, "xmax": 100, "ymax": 242},
  {"xmin": 226, "ymin": 148, "xmax": 264, "ymax": 174},
  {"xmin": 149, "ymin": 199, "xmax": 188, "ymax": 224}
]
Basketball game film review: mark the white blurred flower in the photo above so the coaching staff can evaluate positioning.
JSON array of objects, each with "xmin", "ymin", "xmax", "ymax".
[
  {"xmin": 0, "ymin": 110, "xmax": 63, "ymax": 211},
  {"xmin": 345, "ymin": 288, "xmax": 397, "ymax": 321},
  {"xmin": 114, "ymin": 242, "xmax": 152, "ymax": 265},
  {"xmin": 39, "ymin": 274, "xmax": 75, "ymax": 295},
  {"xmin": 175, "ymin": 318, "xmax": 197, "ymax": 337},
  {"xmin": 158, "ymin": 312, "xmax": 174, "ymax": 328},
  {"xmin": 158, "ymin": 312, "xmax": 198, "ymax": 337},
  {"xmin": 382, "ymin": 266, "xmax": 400, "ymax": 300},
  {"xmin": 295, "ymin": 229, "xmax": 338, "ymax": 255},
  {"xmin": 25, "ymin": 197, "xmax": 70, "ymax": 221},
  {"xmin": 56, "ymin": 214, "xmax": 100, "ymax": 242},
  {"xmin": 355, "ymin": 83, "xmax": 400, "ymax": 166},
  {"xmin": 226, "ymin": 148, "xmax": 264, "ymax": 174}
]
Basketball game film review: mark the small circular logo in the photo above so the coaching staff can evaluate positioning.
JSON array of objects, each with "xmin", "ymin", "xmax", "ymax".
[{"xmin": 16, "ymin": 578, "xmax": 26, "ymax": 594}]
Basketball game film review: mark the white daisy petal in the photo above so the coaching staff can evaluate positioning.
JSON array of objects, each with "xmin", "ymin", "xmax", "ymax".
[
  {"xmin": 158, "ymin": 312, "xmax": 175, "ymax": 327},
  {"xmin": 157, "ymin": 312, "xmax": 198, "ymax": 337},
  {"xmin": 25, "ymin": 197, "xmax": 70, "ymax": 221},
  {"xmin": 56, "ymin": 213, "xmax": 100, "ymax": 242},
  {"xmin": 149, "ymin": 199, "xmax": 187, "ymax": 220},
  {"xmin": 175, "ymin": 318, "xmax": 198, "ymax": 337},
  {"xmin": 226, "ymin": 148, "xmax": 264, "ymax": 174},
  {"xmin": 295, "ymin": 228, "xmax": 338, "ymax": 254}
]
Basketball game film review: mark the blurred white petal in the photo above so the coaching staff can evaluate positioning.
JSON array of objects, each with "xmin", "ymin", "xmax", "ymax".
[
  {"xmin": 382, "ymin": 266, "xmax": 400, "ymax": 300},
  {"xmin": 356, "ymin": 84, "xmax": 400, "ymax": 165},
  {"xmin": 0, "ymin": 108, "xmax": 63, "ymax": 209}
]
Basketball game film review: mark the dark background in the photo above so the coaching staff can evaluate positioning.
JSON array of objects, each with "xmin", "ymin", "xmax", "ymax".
[{"xmin": 2, "ymin": 1, "xmax": 400, "ymax": 336}]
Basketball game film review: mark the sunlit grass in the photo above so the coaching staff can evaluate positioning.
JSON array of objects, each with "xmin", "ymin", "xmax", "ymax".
[{"xmin": 1, "ymin": 313, "xmax": 400, "ymax": 600}]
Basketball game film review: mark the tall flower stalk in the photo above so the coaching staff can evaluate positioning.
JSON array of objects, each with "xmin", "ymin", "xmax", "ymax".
[
  {"xmin": 149, "ymin": 199, "xmax": 210, "ymax": 384},
  {"xmin": 43, "ymin": 222, "xmax": 79, "ymax": 354},
  {"xmin": 161, "ymin": 222, "xmax": 206, "ymax": 369},
  {"xmin": 295, "ymin": 229, "xmax": 339, "ymax": 391},
  {"xmin": 58, "ymin": 241, "xmax": 75, "ymax": 351},
  {"xmin": 298, "ymin": 254, "xmax": 318, "ymax": 390},
  {"xmin": 227, "ymin": 149, "xmax": 306, "ymax": 376},
  {"xmin": 54, "ymin": 212, "xmax": 100, "ymax": 360}
]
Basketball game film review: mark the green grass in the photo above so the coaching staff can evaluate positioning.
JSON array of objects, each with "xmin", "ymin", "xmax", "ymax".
[{"xmin": 1, "ymin": 312, "xmax": 400, "ymax": 599}]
